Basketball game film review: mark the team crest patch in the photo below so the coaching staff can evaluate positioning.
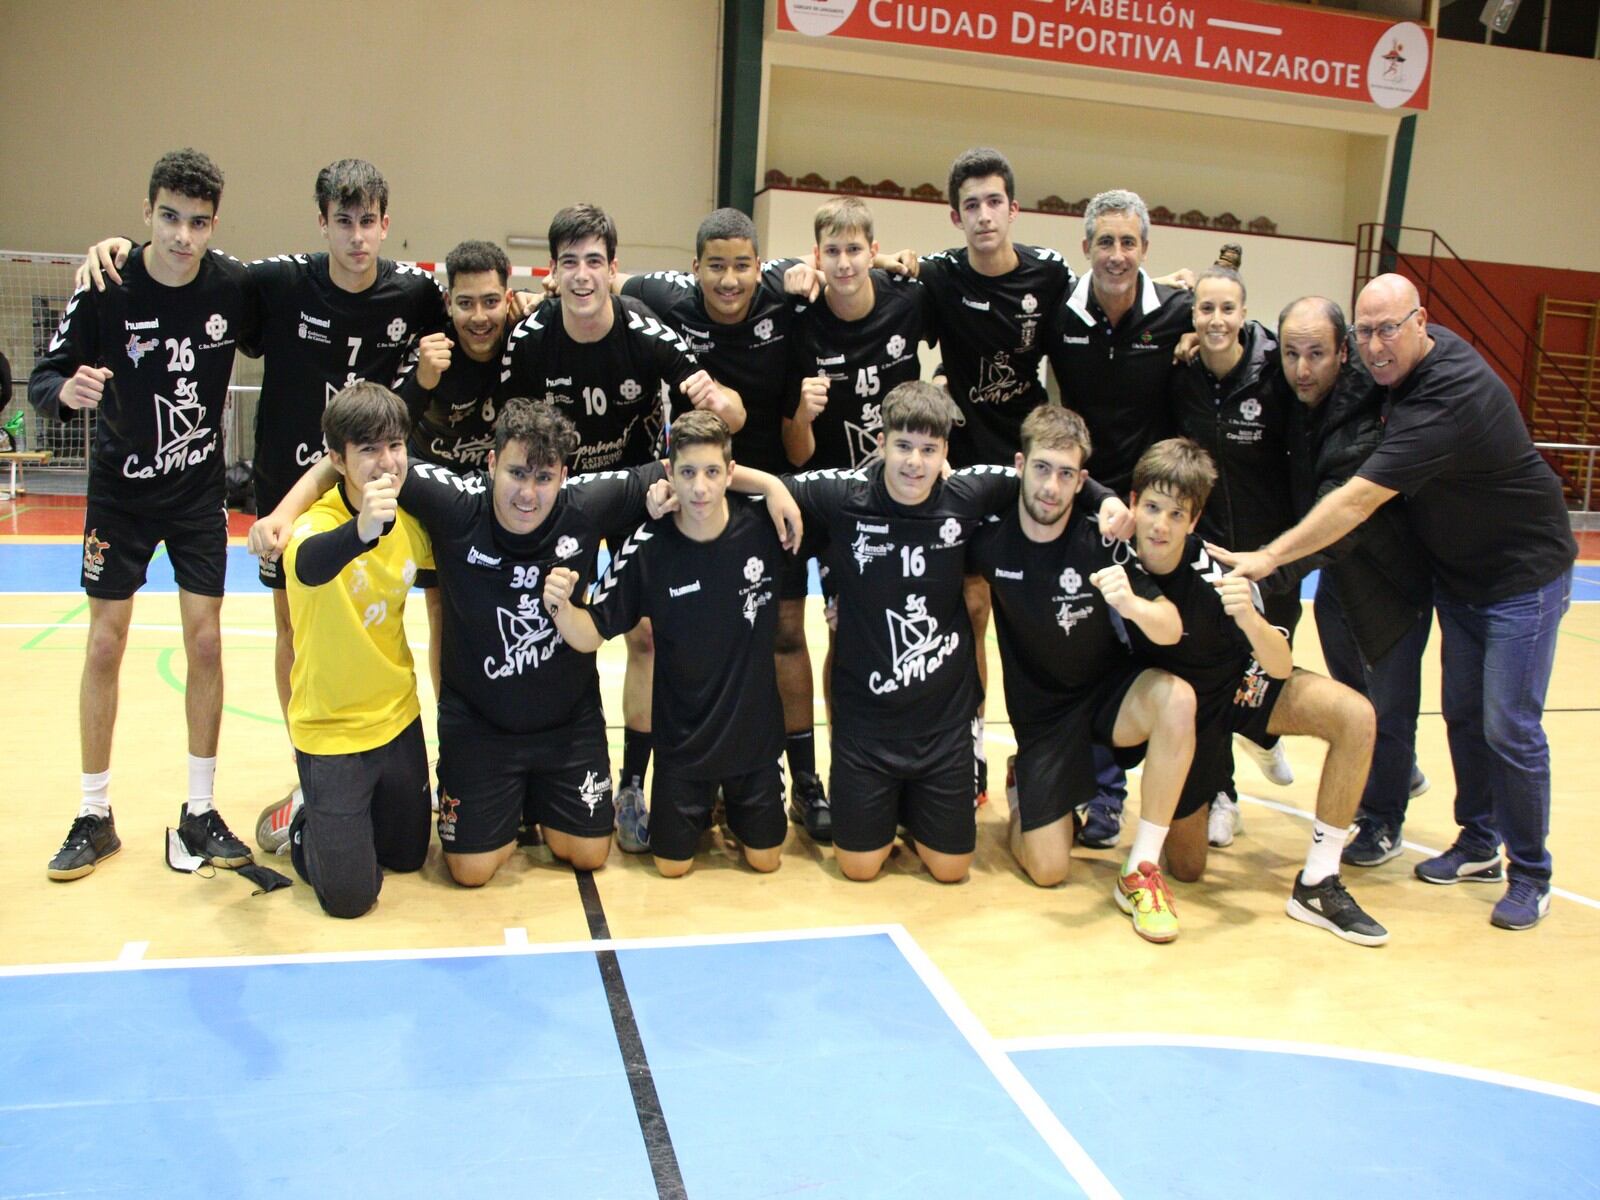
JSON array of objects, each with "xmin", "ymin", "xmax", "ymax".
[
  {"xmin": 1234, "ymin": 659, "xmax": 1273, "ymax": 709},
  {"xmin": 754, "ymin": 318, "xmax": 774, "ymax": 341},
  {"xmin": 83, "ymin": 529, "xmax": 110, "ymax": 581},
  {"xmin": 437, "ymin": 790, "xmax": 461, "ymax": 841}
]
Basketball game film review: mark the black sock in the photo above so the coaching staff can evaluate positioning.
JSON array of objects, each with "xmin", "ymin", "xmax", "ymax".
[
  {"xmin": 622, "ymin": 728, "xmax": 652, "ymax": 789},
  {"xmin": 786, "ymin": 730, "xmax": 816, "ymax": 778}
]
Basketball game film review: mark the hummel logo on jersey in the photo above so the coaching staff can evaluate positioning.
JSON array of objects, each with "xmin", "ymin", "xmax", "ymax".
[
  {"xmin": 682, "ymin": 325, "xmax": 711, "ymax": 340},
  {"xmin": 300, "ymin": 312, "xmax": 331, "ymax": 329},
  {"xmin": 1021, "ymin": 293, "xmax": 1038, "ymax": 314},
  {"xmin": 961, "ymin": 297, "xmax": 991, "ymax": 311},
  {"xmin": 413, "ymin": 462, "xmax": 485, "ymax": 493},
  {"xmin": 485, "ymin": 593, "xmax": 558, "ymax": 679},
  {"xmin": 817, "ymin": 354, "xmax": 845, "ymax": 367},
  {"xmin": 994, "ymin": 568, "xmax": 1024, "ymax": 580},
  {"xmin": 857, "ymin": 522, "xmax": 890, "ymax": 534},
  {"xmin": 669, "ymin": 581, "xmax": 702, "ymax": 598},
  {"xmin": 620, "ymin": 379, "xmax": 642, "ymax": 401},
  {"xmin": 555, "ymin": 535, "xmax": 580, "ymax": 560},
  {"xmin": 744, "ymin": 556, "xmax": 765, "ymax": 584},
  {"xmin": 387, "ymin": 318, "xmax": 407, "ymax": 341},
  {"xmin": 754, "ymin": 318, "xmax": 774, "ymax": 341},
  {"xmin": 1192, "ymin": 547, "xmax": 1225, "ymax": 584},
  {"xmin": 125, "ymin": 318, "xmax": 159, "ymax": 331},
  {"xmin": 886, "ymin": 335, "xmax": 906, "ymax": 359},
  {"xmin": 1061, "ymin": 567, "xmax": 1082, "ymax": 593},
  {"xmin": 1061, "ymin": 335, "xmax": 1090, "ymax": 345},
  {"xmin": 467, "ymin": 546, "xmax": 502, "ymax": 567},
  {"xmin": 871, "ymin": 593, "xmax": 961, "ymax": 695},
  {"xmin": 205, "ymin": 313, "xmax": 228, "ymax": 341},
  {"xmin": 546, "ymin": 376, "xmax": 573, "ymax": 387},
  {"xmin": 939, "ymin": 518, "xmax": 963, "ymax": 547},
  {"xmin": 1240, "ymin": 398, "xmax": 1262, "ymax": 422},
  {"xmin": 126, "ymin": 333, "xmax": 159, "ymax": 365}
]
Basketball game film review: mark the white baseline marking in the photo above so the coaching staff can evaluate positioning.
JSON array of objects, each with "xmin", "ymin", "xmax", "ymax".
[
  {"xmin": 503, "ymin": 927, "xmax": 528, "ymax": 946},
  {"xmin": 117, "ymin": 941, "xmax": 149, "ymax": 962},
  {"xmin": 996, "ymin": 1032, "xmax": 1600, "ymax": 1110},
  {"xmin": 886, "ymin": 926, "xmax": 1122, "ymax": 1200},
  {"xmin": 1207, "ymin": 18, "xmax": 1282, "ymax": 35},
  {"xmin": 1237, "ymin": 791, "xmax": 1600, "ymax": 912}
]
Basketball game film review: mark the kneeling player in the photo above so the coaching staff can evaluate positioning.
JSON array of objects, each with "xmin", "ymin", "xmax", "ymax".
[
  {"xmin": 544, "ymin": 412, "xmax": 788, "ymax": 876},
  {"xmin": 970, "ymin": 408, "xmax": 1195, "ymax": 915},
  {"xmin": 1122, "ymin": 439, "xmax": 1386, "ymax": 946},
  {"xmin": 281, "ymin": 383, "xmax": 433, "ymax": 918}
]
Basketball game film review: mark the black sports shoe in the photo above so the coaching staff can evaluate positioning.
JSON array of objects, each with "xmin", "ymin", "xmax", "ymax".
[
  {"xmin": 1076, "ymin": 800, "xmax": 1123, "ymax": 850},
  {"xmin": 1286, "ymin": 871, "xmax": 1389, "ymax": 946},
  {"xmin": 788, "ymin": 771, "xmax": 832, "ymax": 844},
  {"xmin": 1342, "ymin": 816, "xmax": 1403, "ymax": 868},
  {"xmin": 47, "ymin": 812, "xmax": 121, "ymax": 881},
  {"xmin": 178, "ymin": 804, "xmax": 252, "ymax": 868}
]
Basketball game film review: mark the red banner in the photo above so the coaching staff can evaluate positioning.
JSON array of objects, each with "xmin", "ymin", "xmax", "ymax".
[{"xmin": 778, "ymin": 0, "xmax": 1432, "ymax": 110}]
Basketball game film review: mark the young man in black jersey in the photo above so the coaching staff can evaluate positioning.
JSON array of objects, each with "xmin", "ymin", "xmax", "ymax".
[
  {"xmin": 1123, "ymin": 438, "xmax": 1388, "ymax": 946},
  {"xmin": 80, "ymin": 159, "xmax": 449, "ymax": 793},
  {"xmin": 393, "ymin": 239, "xmax": 514, "ymax": 697},
  {"xmin": 969, "ymin": 408, "xmax": 1195, "ymax": 919},
  {"xmin": 251, "ymin": 399, "xmax": 799, "ymax": 886},
  {"xmin": 619, "ymin": 209, "xmax": 830, "ymax": 843},
  {"xmin": 784, "ymin": 381, "xmax": 1132, "ymax": 885},
  {"xmin": 32, "ymin": 149, "xmax": 256, "ymax": 880},
  {"xmin": 501, "ymin": 204, "xmax": 745, "ymax": 852},
  {"xmin": 543, "ymin": 411, "xmax": 788, "ymax": 876}
]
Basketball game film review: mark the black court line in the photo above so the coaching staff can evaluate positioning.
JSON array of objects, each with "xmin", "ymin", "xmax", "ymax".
[{"xmin": 575, "ymin": 868, "xmax": 688, "ymax": 1200}]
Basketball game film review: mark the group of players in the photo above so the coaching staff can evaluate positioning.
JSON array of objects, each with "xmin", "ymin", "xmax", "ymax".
[{"xmin": 33, "ymin": 143, "xmax": 1498, "ymax": 946}]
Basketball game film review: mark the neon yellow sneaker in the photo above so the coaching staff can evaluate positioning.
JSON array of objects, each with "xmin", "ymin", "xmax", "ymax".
[{"xmin": 1115, "ymin": 860, "xmax": 1179, "ymax": 943}]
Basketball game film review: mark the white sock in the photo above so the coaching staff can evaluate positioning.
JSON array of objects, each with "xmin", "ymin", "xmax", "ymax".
[
  {"xmin": 1303, "ymin": 819, "xmax": 1348, "ymax": 885},
  {"xmin": 186, "ymin": 755, "xmax": 217, "ymax": 816},
  {"xmin": 1126, "ymin": 819, "xmax": 1169, "ymax": 873},
  {"xmin": 79, "ymin": 770, "xmax": 111, "ymax": 819}
]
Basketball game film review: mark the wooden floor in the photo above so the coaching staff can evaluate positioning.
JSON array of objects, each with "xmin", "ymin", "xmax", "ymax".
[{"xmin": 3, "ymin": 521, "xmax": 1598, "ymax": 1098}]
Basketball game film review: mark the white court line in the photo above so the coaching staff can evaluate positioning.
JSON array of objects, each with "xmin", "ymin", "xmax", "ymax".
[
  {"xmin": 0, "ymin": 923, "xmax": 906, "ymax": 978},
  {"xmin": 995, "ymin": 1032, "xmax": 1600, "ymax": 1110},
  {"xmin": 1237, "ymin": 791, "xmax": 1600, "ymax": 912},
  {"xmin": 503, "ymin": 927, "xmax": 528, "ymax": 946},
  {"xmin": 1207, "ymin": 17, "xmax": 1281, "ymax": 35},
  {"xmin": 887, "ymin": 926, "xmax": 1122, "ymax": 1200},
  {"xmin": 117, "ymin": 941, "xmax": 149, "ymax": 962}
]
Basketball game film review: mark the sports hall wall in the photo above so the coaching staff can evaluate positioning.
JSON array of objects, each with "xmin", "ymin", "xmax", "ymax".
[{"xmin": 2, "ymin": 2, "xmax": 1597, "ymax": 311}]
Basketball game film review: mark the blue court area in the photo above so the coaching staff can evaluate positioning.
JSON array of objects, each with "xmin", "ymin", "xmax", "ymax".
[
  {"xmin": 1013, "ymin": 1043, "xmax": 1600, "ymax": 1198},
  {"xmin": 0, "ymin": 933, "xmax": 1084, "ymax": 1200}
]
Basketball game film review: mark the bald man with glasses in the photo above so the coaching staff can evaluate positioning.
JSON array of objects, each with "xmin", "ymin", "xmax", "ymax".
[{"xmin": 1214, "ymin": 274, "xmax": 1576, "ymax": 932}]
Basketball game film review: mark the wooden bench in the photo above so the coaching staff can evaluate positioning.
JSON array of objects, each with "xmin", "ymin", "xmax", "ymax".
[{"xmin": 0, "ymin": 450, "xmax": 52, "ymax": 501}]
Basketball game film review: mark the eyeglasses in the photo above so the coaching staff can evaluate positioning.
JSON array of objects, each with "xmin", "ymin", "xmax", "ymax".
[{"xmin": 1352, "ymin": 307, "xmax": 1419, "ymax": 343}]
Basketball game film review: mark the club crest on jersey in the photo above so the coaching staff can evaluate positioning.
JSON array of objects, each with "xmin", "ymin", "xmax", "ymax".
[
  {"xmin": 1021, "ymin": 293, "xmax": 1038, "ymax": 314},
  {"xmin": 1240, "ymin": 398, "xmax": 1262, "ymax": 422},
  {"xmin": 754, "ymin": 318, "xmax": 774, "ymax": 341},
  {"xmin": 1060, "ymin": 567, "xmax": 1082, "ymax": 593},
  {"xmin": 387, "ymin": 318, "xmax": 407, "ymax": 341},
  {"xmin": 437, "ymin": 791, "xmax": 460, "ymax": 841},
  {"xmin": 886, "ymin": 334, "xmax": 906, "ymax": 359},
  {"xmin": 871, "ymin": 593, "xmax": 960, "ymax": 695},
  {"xmin": 83, "ymin": 529, "xmax": 110, "ymax": 580},
  {"xmin": 125, "ymin": 334, "xmax": 159, "ymax": 365},
  {"xmin": 741, "ymin": 556, "xmax": 772, "ymax": 626},
  {"xmin": 205, "ymin": 313, "xmax": 228, "ymax": 341},
  {"xmin": 619, "ymin": 379, "xmax": 642, "ymax": 402},
  {"xmin": 1235, "ymin": 659, "xmax": 1273, "ymax": 709},
  {"xmin": 484, "ymin": 593, "xmax": 559, "ymax": 679},
  {"xmin": 555, "ymin": 535, "xmax": 580, "ymax": 560},
  {"xmin": 939, "ymin": 518, "xmax": 963, "ymax": 547}
]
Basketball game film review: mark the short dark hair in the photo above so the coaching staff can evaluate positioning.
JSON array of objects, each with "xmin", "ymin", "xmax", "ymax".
[
  {"xmin": 493, "ymin": 398, "xmax": 579, "ymax": 467},
  {"xmin": 668, "ymin": 410, "xmax": 731, "ymax": 465},
  {"xmin": 882, "ymin": 381, "xmax": 957, "ymax": 441},
  {"xmin": 148, "ymin": 149, "xmax": 224, "ymax": 210},
  {"xmin": 548, "ymin": 203, "xmax": 617, "ymax": 263},
  {"xmin": 1132, "ymin": 437, "xmax": 1217, "ymax": 516},
  {"xmin": 445, "ymin": 240, "xmax": 510, "ymax": 289},
  {"xmin": 1194, "ymin": 265, "xmax": 1246, "ymax": 304},
  {"xmin": 947, "ymin": 147, "xmax": 1015, "ymax": 211},
  {"xmin": 695, "ymin": 208, "xmax": 758, "ymax": 259},
  {"xmin": 315, "ymin": 159, "xmax": 388, "ymax": 218},
  {"xmin": 1020, "ymin": 405, "xmax": 1092, "ymax": 464},
  {"xmin": 1278, "ymin": 295, "xmax": 1348, "ymax": 348},
  {"xmin": 323, "ymin": 381, "xmax": 409, "ymax": 454}
]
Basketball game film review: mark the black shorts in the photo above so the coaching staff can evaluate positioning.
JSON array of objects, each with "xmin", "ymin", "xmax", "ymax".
[
  {"xmin": 1176, "ymin": 661, "xmax": 1288, "ymax": 819},
  {"xmin": 648, "ymin": 761, "xmax": 786, "ymax": 861},
  {"xmin": 1014, "ymin": 665, "xmax": 1142, "ymax": 833},
  {"xmin": 436, "ymin": 700, "xmax": 614, "ymax": 853},
  {"xmin": 80, "ymin": 495, "xmax": 227, "ymax": 600},
  {"xmin": 829, "ymin": 724, "xmax": 975, "ymax": 856}
]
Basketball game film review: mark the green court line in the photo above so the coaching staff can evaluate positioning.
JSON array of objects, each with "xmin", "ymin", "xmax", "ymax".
[
  {"xmin": 21, "ymin": 599, "xmax": 88, "ymax": 649},
  {"xmin": 155, "ymin": 646, "xmax": 284, "ymax": 726}
]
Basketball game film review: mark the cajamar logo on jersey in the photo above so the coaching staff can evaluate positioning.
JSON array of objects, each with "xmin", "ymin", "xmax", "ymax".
[
  {"xmin": 484, "ymin": 592, "xmax": 560, "ymax": 679},
  {"xmin": 871, "ymin": 593, "xmax": 961, "ymax": 695},
  {"xmin": 974, "ymin": 353, "xmax": 1026, "ymax": 408},
  {"xmin": 845, "ymin": 402, "xmax": 883, "ymax": 469}
]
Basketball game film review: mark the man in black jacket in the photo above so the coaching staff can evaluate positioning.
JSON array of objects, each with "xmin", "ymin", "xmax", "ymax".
[{"xmin": 1275, "ymin": 296, "xmax": 1432, "ymax": 868}]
